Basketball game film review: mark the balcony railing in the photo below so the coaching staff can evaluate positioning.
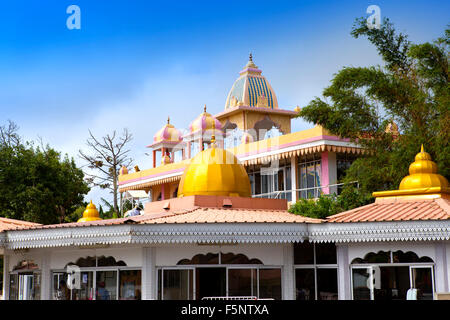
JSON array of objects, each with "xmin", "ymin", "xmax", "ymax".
[{"xmin": 252, "ymin": 181, "xmax": 359, "ymax": 200}]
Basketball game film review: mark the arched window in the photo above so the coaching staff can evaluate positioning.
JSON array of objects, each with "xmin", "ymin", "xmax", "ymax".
[
  {"xmin": 176, "ymin": 252, "xmax": 263, "ymax": 265},
  {"xmin": 224, "ymin": 128, "xmax": 244, "ymax": 149},
  {"xmin": 351, "ymin": 250, "xmax": 433, "ymax": 264}
]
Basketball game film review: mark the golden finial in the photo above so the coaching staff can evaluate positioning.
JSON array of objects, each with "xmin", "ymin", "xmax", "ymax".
[
  {"xmin": 421, "ymin": 144, "xmax": 424, "ymax": 153},
  {"xmin": 211, "ymin": 119, "xmax": 216, "ymax": 147},
  {"xmin": 167, "ymin": 116, "xmax": 170, "ymax": 124},
  {"xmin": 249, "ymin": 52, "xmax": 253, "ymax": 62},
  {"xmin": 204, "ymin": 104, "xmax": 207, "ymax": 113}
]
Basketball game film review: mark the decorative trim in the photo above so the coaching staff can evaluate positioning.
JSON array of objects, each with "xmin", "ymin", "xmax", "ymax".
[
  {"xmin": 4, "ymin": 224, "xmax": 309, "ymax": 250},
  {"xmin": 308, "ymin": 220, "xmax": 450, "ymax": 243},
  {"xmin": 3, "ymin": 220, "xmax": 450, "ymax": 250}
]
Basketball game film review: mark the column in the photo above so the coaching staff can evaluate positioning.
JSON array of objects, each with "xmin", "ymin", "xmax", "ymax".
[
  {"xmin": 142, "ymin": 247, "xmax": 156, "ymax": 300},
  {"xmin": 336, "ymin": 244, "xmax": 351, "ymax": 300},
  {"xmin": 434, "ymin": 242, "xmax": 449, "ymax": 293},
  {"xmin": 2, "ymin": 253, "xmax": 9, "ymax": 300},
  {"xmin": 282, "ymin": 244, "xmax": 295, "ymax": 300},
  {"xmin": 40, "ymin": 250, "xmax": 51, "ymax": 300},
  {"xmin": 321, "ymin": 151, "xmax": 337, "ymax": 195},
  {"xmin": 290, "ymin": 155, "xmax": 298, "ymax": 203},
  {"xmin": 161, "ymin": 184, "xmax": 165, "ymax": 201},
  {"xmin": 153, "ymin": 150, "xmax": 156, "ymax": 168}
]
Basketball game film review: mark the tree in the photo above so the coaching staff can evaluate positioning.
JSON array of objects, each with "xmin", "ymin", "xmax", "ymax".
[
  {"xmin": 0, "ymin": 120, "xmax": 21, "ymax": 148},
  {"xmin": 298, "ymin": 18, "xmax": 449, "ymax": 195},
  {"xmin": 289, "ymin": 188, "xmax": 373, "ymax": 219},
  {"xmin": 0, "ymin": 131, "xmax": 90, "ymax": 224},
  {"xmin": 79, "ymin": 129, "xmax": 133, "ymax": 216}
]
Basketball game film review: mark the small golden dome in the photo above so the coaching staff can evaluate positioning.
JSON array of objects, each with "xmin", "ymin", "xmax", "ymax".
[
  {"xmin": 119, "ymin": 166, "xmax": 128, "ymax": 175},
  {"xmin": 78, "ymin": 200, "xmax": 102, "ymax": 222},
  {"xmin": 161, "ymin": 154, "xmax": 172, "ymax": 165},
  {"xmin": 294, "ymin": 106, "xmax": 301, "ymax": 113},
  {"xmin": 177, "ymin": 143, "xmax": 251, "ymax": 198},
  {"xmin": 399, "ymin": 145, "xmax": 449, "ymax": 190},
  {"xmin": 241, "ymin": 132, "xmax": 254, "ymax": 144}
]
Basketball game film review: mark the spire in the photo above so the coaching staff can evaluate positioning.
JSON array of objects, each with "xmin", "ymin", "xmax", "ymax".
[
  {"xmin": 245, "ymin": 53, "xmax": 258, "ymax": 69},
  {"xmin": 421, "ymin": 144, "xmax": 424, "ymax": 153},
  {"xmin": 204, "ymin": 104, "xmax": 207, "ymax": 113},
  {"xmin": 167, "ymin": 116, "xmax": 170, "ymax": 125}
]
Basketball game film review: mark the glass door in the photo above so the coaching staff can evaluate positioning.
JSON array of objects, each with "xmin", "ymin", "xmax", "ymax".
[
  {"xmin": 410, "ymin": 266, "xmax": 434, "ymax": 300},
  {"xmin": 160, "ymin": 268, "xmax": 194, "ymax": 300},
  {"xmin": 18, "ymin": 274, "xmax": 34, "ymax": 300},
  {"xmin": 351, "ymin": 266, "xmax": 374, "ymax": 300}
]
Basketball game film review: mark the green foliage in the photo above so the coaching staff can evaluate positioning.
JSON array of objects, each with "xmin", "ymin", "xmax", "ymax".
[
  {"xmin": 299, "ymin": 18, "xmax": 450, "ymax": 193},
  {"xmin": 289, "ymin": 187, "xmax": 374, "ymax": 219},
  {"xmin": 0, "ymin": 137, "xmax": 90, "ymax": 224}
]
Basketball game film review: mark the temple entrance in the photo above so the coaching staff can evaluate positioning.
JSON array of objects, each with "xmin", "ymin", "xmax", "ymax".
[{"xmin": 196, "ymin": 268, "xmax": 226, "ymax": 299}]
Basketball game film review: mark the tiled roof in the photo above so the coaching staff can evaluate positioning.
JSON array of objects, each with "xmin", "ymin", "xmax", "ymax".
[
  {"xmin": 0, "ymin": 217, "xmax": 42, "ymax": 232},
  {"xmin": 327, "ymin": 198, "xmax": 450, "ymax": 223},
  {"xmin": 142, "ymin": 207, "xmax": 323, "ymax": 224}
]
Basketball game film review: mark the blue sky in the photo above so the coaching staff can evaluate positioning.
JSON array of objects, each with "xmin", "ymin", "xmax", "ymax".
[{"xmin": 0, "ymin": 0, "xmax": 448, "ymax": 206}]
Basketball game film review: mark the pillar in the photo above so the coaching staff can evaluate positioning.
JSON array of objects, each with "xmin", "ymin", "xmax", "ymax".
[
  {"xmin": 2, "ymin": 253, "xmax": 9, "ymax": 300},
  {"xmin": 40, "ymin": 250, "xmax": 51, "ymax": 300},
  {"xmin": 290, "ymin": 155, "xmax": 298, "ymax": 203},
  {"xmin": 161, "ymin": 184, "xmax": 165, "ymax": 201},
  {"xmin": 434, "ymin": 242, "xmax": 449, "ymax": 294},
  {"xmin": 336, "ymin": 244, "xmax": 351, "ymax": 300},
  {"xmin": 142, "ymin": 247, "xmax": 156, "ymax": 300},
  {"xmin": 153, "ymin": 150, "xmax": 156, "ymax": 168},
  {"xmin": 282, "ymin": 244, "xmax": 295, "ymax": 300},
  {"xmin": 321, "ymin": 151, "xmax": 337, "ymax": 195}
]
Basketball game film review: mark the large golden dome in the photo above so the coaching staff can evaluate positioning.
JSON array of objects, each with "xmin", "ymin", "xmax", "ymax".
[{"xmin": 177, "ymin": 142, "xmax": 251, "ymax": 198}]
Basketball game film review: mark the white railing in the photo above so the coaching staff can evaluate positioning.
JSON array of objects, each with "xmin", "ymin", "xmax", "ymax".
[{"xmin": 252, "ymin": 181, "xmax": 359, "ymax": 199}]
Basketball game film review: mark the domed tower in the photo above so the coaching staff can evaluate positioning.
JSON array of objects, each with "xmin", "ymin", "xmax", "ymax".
[
  {"xmin": 225, "ymin": 53, "xmax": 278, "ymax": 110},
  {"xmin": 148, "ymin": 117, "xmax": 186, "ymax": 168},
  {"xmin": 215, "ymin": 54, "xmax": 298, "ymax": 142},
  {"xmin": 184, "ymin": 105, "xmax": 225, "ymax": 158},
  {"xmin": 178, "ymin": 126, "xmax": 251, "ymax": 198}
]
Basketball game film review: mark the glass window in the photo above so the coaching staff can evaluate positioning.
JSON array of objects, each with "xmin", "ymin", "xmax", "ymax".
[
  {"xmin": 228, "ymin": 269, "xmax": 256, "ymax": 297},
  {"xmin": 317, "ymin": 269, "xmax": 338, "ymax": 300},
  {"xmin": 119, "ymin": 270, "xmax": 141, "ymax": 300},
  {"xmin": 294, "ymin": 242, "xmax": 314, "ymax": 265},
  {"xmin": 96, "ymin": 271, "xmax": 117, "ymax": 300},
  {"xmin": 299, "ymin": 160, "xmax": 321, "ymax": 199},
  {"xmin": 352, "ymin": 268, "xmax": 371, "ymax": 300},
  {"xmin": 295, "ymin": 269, "xmax": 315, "ymax": 300},
  {"xmin": 162, "ymin": 269, "xmax": 193, "ymax": 300},
  {"xmin": 259, "ymin": 269, "xmax": 281, "ymax": 300},
  {"xmin": 285, "ymin": 166, "xmax": 292, "ymax": 202},
  {"xmin": 315, "ymin": 243, "xmax": 337, "ymax": 264},
  {"xmin": 72, "ymin": 271, "xmax": 94, "ymax": 300},
  {"xmin": 9, "ymin": 274, "xmax": 18, "ymax": 300},
  {"xmin": 53, "ymin": 272, "xmax": 70, "ymax": 300}
]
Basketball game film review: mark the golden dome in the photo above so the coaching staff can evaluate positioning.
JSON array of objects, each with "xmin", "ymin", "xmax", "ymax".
[
  {"xmin": 399, "ymin": 145, "xmax": 449, "ymax": 190},
  {"xmin": 177, "ymin": 138, "xmax": 251, "ymax": 198},
  {"xmin": 78, "ymin": 200, "xmax": 102, "ymax": 222},
  {"xmin": 373, "ymin": 145, "xmax": 449, "ymax": 199},
  {"xmin": 294, "ymin": 106, "xmax": 301, "ymax": 113},
  {"xmin": 153, "ymin": 117, "xmax": 183, "ymax": 144}
]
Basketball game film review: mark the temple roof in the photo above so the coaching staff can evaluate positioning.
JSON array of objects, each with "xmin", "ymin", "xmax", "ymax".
[
  {"xmin": 0, "ymin": 217, "xmax": 41, "ymax": 232},
  {"xmin": 224, "ymin": 54, "xmax": 278, "ymax": 110}
]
